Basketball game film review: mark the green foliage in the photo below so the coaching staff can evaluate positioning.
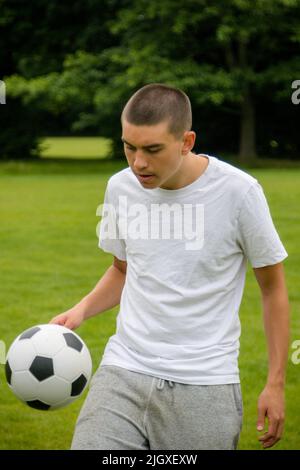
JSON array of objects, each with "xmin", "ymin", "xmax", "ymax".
[
  {"xmin": 1, "ymin": 0, "xmax": 300, "ymax": 159},
  {"xmin": 0, "ymin": 0, "xmax": 128, "ymax": 160},
  {"xmin": 0, "ymin": 96, "xmax": 44, "ymax": 159}
]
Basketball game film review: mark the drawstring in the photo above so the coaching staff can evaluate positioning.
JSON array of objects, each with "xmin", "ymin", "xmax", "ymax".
[{"xmin": 156, "ymin": 378, "xmax": 175, "ymax": 390}]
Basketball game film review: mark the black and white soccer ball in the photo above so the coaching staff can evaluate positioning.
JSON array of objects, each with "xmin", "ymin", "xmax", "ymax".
[{"xmin": 5, "ymin": 324, "xmax": 92, "ymax": 410}]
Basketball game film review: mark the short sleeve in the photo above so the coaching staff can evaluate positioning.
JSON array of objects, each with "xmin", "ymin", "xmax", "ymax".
[
  {"xmin": 236, "ymin": 182, "xmax": 288, "ymax": 268},
  {"xmin": 98, "ymin": 179, "xmax": 127, "ymax": 261}
]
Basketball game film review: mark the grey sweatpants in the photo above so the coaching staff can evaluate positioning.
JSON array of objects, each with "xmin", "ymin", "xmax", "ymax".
[{"xmin": 71, "ymin": 365, "xmax": 243, "ymax": 450}]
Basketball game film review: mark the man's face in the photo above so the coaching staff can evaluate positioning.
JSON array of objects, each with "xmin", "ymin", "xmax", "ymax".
[{"xmin": 121, "ymin": 119, "xmax": 188, "ymax": 189}]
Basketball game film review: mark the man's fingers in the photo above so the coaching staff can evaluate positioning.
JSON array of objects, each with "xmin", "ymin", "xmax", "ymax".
[
  {"xmin": 258, "ymin": 415, "xmax": 282, "ymax": 449},
  {"xmin": 49, "ymin": 315, "xmax": 67, "ymax": 326},
  {"xmin": 64, "ymin": 320, "xmax": 75, "ymax": 330},
  {"xmin": 262, "ymin": 437, "xmax": 279, "ymax": 449},
  {"xmin": 258, "ymin": 422, "xmax": 278, "ymax": 441},
  {"xmin": 276, "ymin": 420, "xmax": 285, "ymax": 441},
  {"xmin": 261, "ymin": 429, "xmax": 282, "ymax": 449},
  {"xmin": 257, "ymin": 387, "xmax": 285, "ymax": 449},
  {"xmin": 257, "ymin": 405, "xmax": 266, "ymax": 431},
  {"xmin": 258, "ymin": 431, "xmax": 276, "ymax": 442},
  {"xmin": 261, "ymin": 420, "xmax": 284, "ymax": 448}
]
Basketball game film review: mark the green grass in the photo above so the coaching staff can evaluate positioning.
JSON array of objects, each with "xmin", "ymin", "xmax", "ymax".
[
  {"xmin": 0, "ymin": 158, "xmax": 299, "ymax": 450},
  {"xmin": 40, "ymin": 137, "xmax": 112, "ymax": 159}
]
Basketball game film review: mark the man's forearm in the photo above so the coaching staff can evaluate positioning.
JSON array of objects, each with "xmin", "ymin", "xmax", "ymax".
[
  {"xmin": 262, "ymin": 288, "xmax": 290, "ymax": 387},
  {"xmin": 74, "ymin": 265, "xmax": 126, "ymax": 320}
]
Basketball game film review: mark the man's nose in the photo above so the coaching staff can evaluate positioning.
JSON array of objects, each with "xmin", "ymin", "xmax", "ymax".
[{"xmin": 133, "ymin": 150, "xmax": 148, "ymax": 171}]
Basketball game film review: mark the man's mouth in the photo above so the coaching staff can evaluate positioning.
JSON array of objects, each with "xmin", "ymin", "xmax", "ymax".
[{"xmin": 136, "ymin": 173, "xmax": 155, "ymax": 182}]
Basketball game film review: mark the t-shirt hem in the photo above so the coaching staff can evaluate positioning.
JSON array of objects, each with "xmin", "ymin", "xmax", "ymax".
[
  {"xmin": 251, "ymin": 252, "xmax": 288, "ymax": 268},
  {"xmin": 98, "ymin": 239, "xmax": 127, "ymax": 261},
  {"xmin": 99, "ymin": 360, "xmax": 240, "ymax": 385}
]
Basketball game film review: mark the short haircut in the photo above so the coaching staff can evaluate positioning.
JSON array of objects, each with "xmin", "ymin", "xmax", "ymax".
[{"xmin": 121, "ymin": 83, "xmax": 192, "ymax": 140}]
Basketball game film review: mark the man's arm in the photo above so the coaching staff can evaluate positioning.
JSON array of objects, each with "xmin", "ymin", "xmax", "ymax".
[
  {"xmin": 49, "ymin": 256, "xmax": 127, "ymax": 329},
  {"xmin": 81, "ymin": 256, "xmax": 127, "ymax": 320},
  {"xmin": 253, "ymin": 261, "xmax": 290, "ymax": 449}
]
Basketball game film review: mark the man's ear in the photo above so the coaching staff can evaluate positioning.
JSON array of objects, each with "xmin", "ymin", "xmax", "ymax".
[{"xmin": 182, "ymin": 131, "xmax": 196, "ymax": 155}]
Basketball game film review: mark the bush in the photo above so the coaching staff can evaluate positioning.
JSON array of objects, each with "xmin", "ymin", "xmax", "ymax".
[{"xmin": 0, "ymin": 97, "xmax": 42, "ymax": 160}]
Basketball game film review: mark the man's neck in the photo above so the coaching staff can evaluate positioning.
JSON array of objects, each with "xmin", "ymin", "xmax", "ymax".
[{"xmin": 178, "ymin": 152, "xmax": 209, "ymax": 188}]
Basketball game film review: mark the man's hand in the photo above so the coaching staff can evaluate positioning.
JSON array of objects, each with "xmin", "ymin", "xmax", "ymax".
[
  {"xmin": 49, "ymin": 306, "xmax": 85, "ymax": 330},
  {"xmin": 257, "ymin": 384, "xmax": 285, "ymax": 449}
]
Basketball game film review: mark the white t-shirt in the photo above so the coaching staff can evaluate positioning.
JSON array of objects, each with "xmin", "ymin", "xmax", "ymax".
[{"xmin": 98, "ymin": 155, "xmax": 288, "ymax": 384}]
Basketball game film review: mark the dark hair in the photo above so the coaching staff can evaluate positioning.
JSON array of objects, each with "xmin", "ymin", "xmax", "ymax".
[{"xmin": 121, "ymin": 83, "xmax": 192, "ymax": 140}]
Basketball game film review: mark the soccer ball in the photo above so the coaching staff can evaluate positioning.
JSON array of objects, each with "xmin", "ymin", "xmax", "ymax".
[{"xmin": 5, "ymin": 324, "xmax": 92, "ymax": 411}]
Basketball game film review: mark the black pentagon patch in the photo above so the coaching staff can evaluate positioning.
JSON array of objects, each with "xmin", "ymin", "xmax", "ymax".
[
  {"xmin": 30, "ymin": 356, "xmax": 54, "ymax": 381},
  {"xmin": 20, "ymin": 326, "xmax": 41, "ymax": 340},
  {"xmin": 63, "ymin": 333, "xmax": 83, "ymax": 352},
  {"xmin": 27, "ymin": 400, "xmax": 50, "ymax": 411},
  {"xmin": 5, "ymin": 360, "xmax": 12, "ymax": 385},
  {"xmin": 71, "ymin": 374, "xmax": 87, "ymax": 396}
]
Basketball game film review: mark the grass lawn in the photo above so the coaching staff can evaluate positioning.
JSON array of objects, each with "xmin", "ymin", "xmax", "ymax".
[
  {"xmin": 40, "ymin": 137, "xmax": 112, "ymax": 159},
  {"xmin": 0, "ymin": 157, "xmax": 299, "ymax": 450}
]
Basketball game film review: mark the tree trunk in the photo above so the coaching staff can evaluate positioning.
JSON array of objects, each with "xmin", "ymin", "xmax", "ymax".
[{"xmin": 239, "ymin": 88, "xmax": 257, "ymax": 164}]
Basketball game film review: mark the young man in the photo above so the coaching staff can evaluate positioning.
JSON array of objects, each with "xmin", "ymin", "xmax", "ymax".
[{"xmin": 50, "ymin": 83, "xmax": 289, "ymax": 450}]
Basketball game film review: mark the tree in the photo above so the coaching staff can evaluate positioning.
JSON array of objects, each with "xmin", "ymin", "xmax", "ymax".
[
  {"xmin": 0, "ymin": 0, "xmax": 128, "ymax": 159},
  {"xmin": 100, "ymin": 0, "xmax": 300, "ymax": 163},
  {"xmin": 2, "ymin": 0, "xmax": 300, "ymax": 162}
]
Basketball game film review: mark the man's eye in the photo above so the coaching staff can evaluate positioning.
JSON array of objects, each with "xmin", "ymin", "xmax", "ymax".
[{"xmin": 125, "ymin": 146, "xmax": 160, "ymax": 154}]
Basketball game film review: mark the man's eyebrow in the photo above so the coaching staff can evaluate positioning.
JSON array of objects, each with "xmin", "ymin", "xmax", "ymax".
[{"xmin": 121, "ymin": 138, "xmax": 165, "ymax": 149}]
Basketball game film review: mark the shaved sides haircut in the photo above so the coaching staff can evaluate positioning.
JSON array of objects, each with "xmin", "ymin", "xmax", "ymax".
[{"xmin": 121, "ymin": 83, "xmax": 192, "ymax": 140}]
